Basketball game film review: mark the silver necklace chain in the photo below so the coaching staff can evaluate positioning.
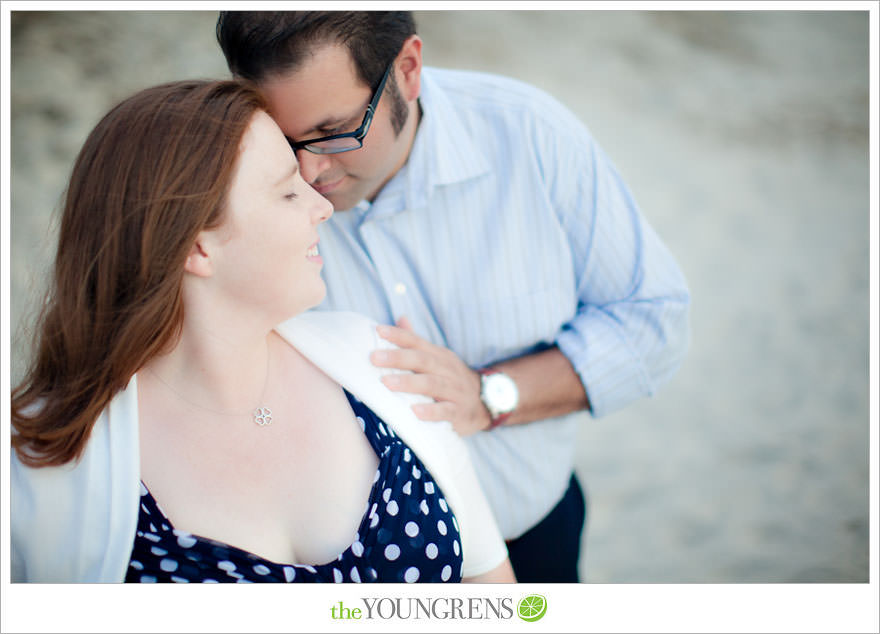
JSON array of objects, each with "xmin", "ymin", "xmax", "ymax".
[{"xmin": 146, "ymin": 349, "xmax": 272, "ymax": 426}]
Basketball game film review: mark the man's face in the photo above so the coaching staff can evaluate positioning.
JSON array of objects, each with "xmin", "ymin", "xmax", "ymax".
[{"xmin": 260, "ymin": 44, "xmax": 413, "ymax": 212}]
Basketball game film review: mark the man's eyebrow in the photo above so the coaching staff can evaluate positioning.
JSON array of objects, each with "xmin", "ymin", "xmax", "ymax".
[
  {"xmin": 312, "ymin": 115, "xmax": 350, "ymax": 130},
  {"xmin": 274, "ymin": 161, "xmax": 299, "ymax": 187}
]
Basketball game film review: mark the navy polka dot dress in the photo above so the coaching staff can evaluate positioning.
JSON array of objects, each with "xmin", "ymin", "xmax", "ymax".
[{"xmin": 125, "ymin": 390, "xmax": 464, "ymax": 583}]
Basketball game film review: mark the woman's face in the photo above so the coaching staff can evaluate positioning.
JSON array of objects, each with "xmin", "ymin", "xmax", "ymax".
[{"xmin": 209, "ymin": 110, "xmax": 334, "ymax": 321}]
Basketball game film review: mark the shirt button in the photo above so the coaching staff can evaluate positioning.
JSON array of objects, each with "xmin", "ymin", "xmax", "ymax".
[{"xmin": 393, "ymin": 283, "xmax": 407, "ymax": 296}]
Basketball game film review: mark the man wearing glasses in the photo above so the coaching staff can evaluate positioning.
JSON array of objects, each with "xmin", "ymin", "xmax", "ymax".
[{"xmin": 217, "ymin": 11, "xmax": 690, "ymax": 583}]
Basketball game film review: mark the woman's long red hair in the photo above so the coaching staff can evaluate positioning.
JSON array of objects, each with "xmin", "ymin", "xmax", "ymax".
[{"xmin": 12, "ymin": 80, "xmax": 265, "ymax": 467}]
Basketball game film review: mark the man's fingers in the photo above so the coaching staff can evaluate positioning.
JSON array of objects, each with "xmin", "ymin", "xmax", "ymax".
[
  {"xmin": 380, "ymin": 372, "xmax": 455, "ymax": 401},
  {"xmin": 376, "ymin": 324, "xmax": 426, "ymax": 349},
  {"xmin": 371, "ymin": 347, "xmax": 439, "ymax": 374},
  {"xmin": 411, "ymin": 401, "xmax": 457, "ymax": 422}
]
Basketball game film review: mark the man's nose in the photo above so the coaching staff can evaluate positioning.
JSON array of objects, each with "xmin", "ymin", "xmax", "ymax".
[{"xmin": 296, "ymin": 149, "xmax": 331, "ymax": 184}]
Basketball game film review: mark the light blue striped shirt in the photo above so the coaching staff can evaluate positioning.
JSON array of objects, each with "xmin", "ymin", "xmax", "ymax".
[{"xmin": 315, "ymin": 67, "xmax": 690, "ymax": 539}]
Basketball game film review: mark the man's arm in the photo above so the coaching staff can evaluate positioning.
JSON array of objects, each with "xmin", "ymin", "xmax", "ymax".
[{"xmin": 372, "ymin": 318, "xmax": 589, "ymax": 436}]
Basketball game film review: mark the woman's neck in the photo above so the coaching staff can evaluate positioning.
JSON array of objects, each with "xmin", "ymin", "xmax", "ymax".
[{"xmin": 144, "ymin": 314, "xmax": 277, "ymax": 418}]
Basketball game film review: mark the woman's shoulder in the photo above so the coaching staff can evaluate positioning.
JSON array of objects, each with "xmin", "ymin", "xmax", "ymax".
[
  {"xmin": 277, "ymin": 309, "xmax": 378, "ymax": 339},
  {"xmin": 275, "ymin": 310, "xmax": 382, "ymax": 360}
]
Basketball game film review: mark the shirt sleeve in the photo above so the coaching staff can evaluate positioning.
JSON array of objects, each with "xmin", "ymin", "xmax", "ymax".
[{"xmin": 535, "ymin": 99, "xmax": 691, "ymax": 418}]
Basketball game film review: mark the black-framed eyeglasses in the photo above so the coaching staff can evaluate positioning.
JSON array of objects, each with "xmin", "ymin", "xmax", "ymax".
[{"xmin": 287, "ymin": 61, "xmax": 394, "ymax": 155}]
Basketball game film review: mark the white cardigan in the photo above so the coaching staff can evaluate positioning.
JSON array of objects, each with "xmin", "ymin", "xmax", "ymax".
[{"xmin": 11, "ymin": 311, "xmax": 507, "ymax": 582}]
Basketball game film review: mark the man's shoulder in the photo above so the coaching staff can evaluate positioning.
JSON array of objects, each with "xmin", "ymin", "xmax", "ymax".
[
  {"xmin": 425, "ymin": 66, "xmax": 552, "ymax": 104},
  {"xmin": 423, "ymin": 66, "xmax": 580, "ymax": 134}
]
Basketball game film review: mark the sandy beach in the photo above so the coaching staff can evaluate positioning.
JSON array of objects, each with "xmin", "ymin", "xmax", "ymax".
[{"xmin": 6, "ymin": 8, "xmax": 872, "ymax": 593}]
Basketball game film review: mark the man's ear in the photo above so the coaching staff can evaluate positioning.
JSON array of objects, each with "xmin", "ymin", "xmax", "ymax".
[
  {"xmin": 396, "ymin": 34, "xmax": 422, "ymax": 102},
  {"xmin": 183, "ymin": 233, "xmax": 214, "ymax": 277}
]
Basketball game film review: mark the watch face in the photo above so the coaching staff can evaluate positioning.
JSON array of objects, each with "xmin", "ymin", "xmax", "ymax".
[{"xmin": 484, "ymin": 373, "xmax": 519, "ymax": 412}]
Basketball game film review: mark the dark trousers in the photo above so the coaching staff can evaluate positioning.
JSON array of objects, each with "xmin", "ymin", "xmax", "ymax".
[{"xmin": 505, "ymin": 473, "xmax": 587, "ymax": 583}]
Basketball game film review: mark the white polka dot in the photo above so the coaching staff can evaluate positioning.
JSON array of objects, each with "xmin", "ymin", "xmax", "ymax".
[
  {"xmin": 170, "ymin": 576, "xmax": 189, "ymax": 583},
  {"xmin": 357, "ymin": 415, "xmax": 365, "ymax": 430},
  {"xmin": 333, "ymin": 568, "xmax": 344, "ymax": 583},
  {"xmin": 139, "ymin": 482, "xmax": 149, "ymax": 496},
  {"xmin": 150, "ymin": 546, "xmax": 167, "ymax": 556},
  {"xmin": 350, "ymin": 567, "xmax": 361, "ymax": 583},
  {"xmin": 452, "ymin": 516, "xmax": 460, "ymax": 532},
  {"xmin": 352, "ymin": 540, "xmax": 364, "ymax": 557},
  {"xmin": 140, "ymin": 575, "xmax": 157, "ymax": 583},
  {"xmin": 370, "ymin": 513, "xmax": 380, "ymax": 528},
  {"xmin": 204, "ymin": 579, "xmax": 219, "ymax": 583},
  {"xmin": 176, "ymin": 534, "xmax": 197, "ymax": 549},
  {"xmin": 373, "ymin": 469, "xmax": 380, "ymax": 483},
  {"xmin": 420, "ymin": 500, "xmax": 430, "ymax": 515},
  {"xmin": 383, "ymin": 488, "xmax": 392, "ymax": 502},
  {"xmin": 402, "ymin": 481, "xmax": 412, "ymax": 495},
  {"xmin": 218, "ymin": 560, "xmax": 236, "ymax": 572},
  {"xmin": 141, "ymin": 504, "xmax": 151, "ymax": 515},
  {"xmin": 404, "ymin": 567, "xmax": 420, "ymax": 583},
  {"xmin": 441, "ymin": 565, "xmax": 452, "ymax": 581},
  {"xmin": 425, "ymin": 482, "xmax": 435, "ymax": 495},
  {"xmin": 439, "ymin": 498, "xmax": 448, "ymax": 513},
  {"xmin": 129, "ymin": 560, "xmax": 144, "ymax": 571},
  {"xmin": 425, "ymin": 543, "xmax": 438, "ymax": 559},
  {"xmin": 160, "ymin": 558, "xmax": 178, "ymax": 572},
  {"xmin": 453, "ymin": 540, "xmax": 460, "ymax": 556},
  {"xmin": 161, "ymin": 523, "xmax": 170, "ymax": 531},
  {"xmin": 304, "ymin": 565, "xmax": 317, "ymax": 573},
  {"xmin": 144, "ymin": 533, "xmax": 161, "ymax": 543},
  {"xmin": 412, "ymin": 465, "xmax": 421, "ymax": 479},
  {"xmin": 149, "ymin": 523, "xmax": 157, "ymax": 532},
  {"xmin": 405, "ymin": 521, "xmax": 419, "ymax": 537},
  {"xmin": 253, "ymin": 564, "xmax": 271, "ymax": 576},
  {"xmin": 404, "ymin": 448, "xmax": 411, "ymax": 462},
  {"xmin": 385, "ymin": 544, "xmax": 401, "ymax": 561},
  {"xmin": 386, "ymin": 500, "xmax": 399, "ymax": 516},
  {"xmin": 378, "ymin": 423, "xmax": 388, "ymax": 436},
  {"xmin": 437, "ymin": 520, "xmax": 448, "ymax": 535},
  {"xmin": 283, "ymin": 566, "xmax": 296, "ymax": 582}
]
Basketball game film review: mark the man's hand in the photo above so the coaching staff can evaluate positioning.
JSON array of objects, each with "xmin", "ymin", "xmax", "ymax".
[{"xmin": 371, "ymin": 317, "xmax": 491, "ymax": 436}]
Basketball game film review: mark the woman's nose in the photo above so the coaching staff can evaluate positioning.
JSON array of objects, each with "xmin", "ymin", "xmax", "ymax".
[{"xmin": 314, "ymin": 195, "xmax": 334, "ymax": 224}]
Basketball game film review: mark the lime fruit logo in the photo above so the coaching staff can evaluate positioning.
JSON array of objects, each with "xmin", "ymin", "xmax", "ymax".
[{"xmin": 517, "ymin": 594, "xmax": 547, "ymax": 622}]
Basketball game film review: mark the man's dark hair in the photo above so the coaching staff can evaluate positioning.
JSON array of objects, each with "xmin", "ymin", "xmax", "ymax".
[{"xmin": 216, "ymin": 11, "xmax": 417, "ymax": 88}]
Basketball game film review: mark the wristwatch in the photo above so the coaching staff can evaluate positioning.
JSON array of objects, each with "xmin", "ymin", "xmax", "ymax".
[{"xmin": 478, "ymin": 368, "xmax": 519, "ymax": 430}]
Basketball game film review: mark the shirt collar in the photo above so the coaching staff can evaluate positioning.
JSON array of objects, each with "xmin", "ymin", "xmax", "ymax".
[{"xmin": 400, "ymin": 67, "xmax": 492, "ymax": 212}]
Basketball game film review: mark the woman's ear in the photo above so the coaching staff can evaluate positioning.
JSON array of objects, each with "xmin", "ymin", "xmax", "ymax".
[{"xmin": 183, "ymin": 233, "xmax": 214, "ymax": 277}]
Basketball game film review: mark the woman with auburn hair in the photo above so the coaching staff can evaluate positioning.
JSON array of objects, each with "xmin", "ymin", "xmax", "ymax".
[{"xmin": 11, "ymin": 80, "xmax": 514, "ymax": 584}]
